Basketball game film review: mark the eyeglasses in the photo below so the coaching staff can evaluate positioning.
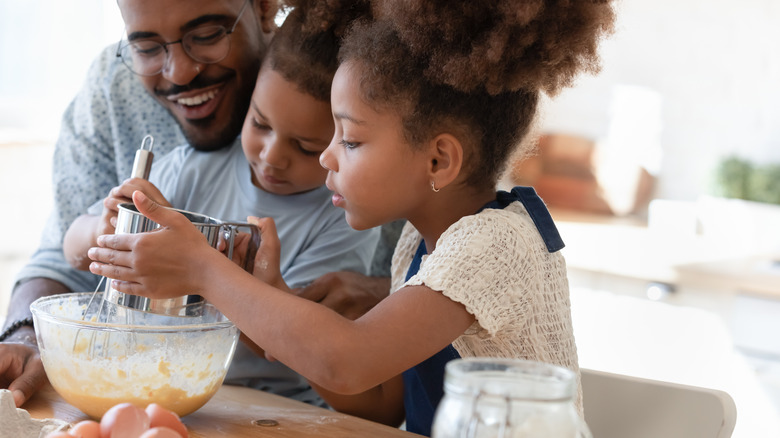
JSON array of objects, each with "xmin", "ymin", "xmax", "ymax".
[{"xmin": 116, "ymin": 0, "xmax": 251, "ymax": 76}]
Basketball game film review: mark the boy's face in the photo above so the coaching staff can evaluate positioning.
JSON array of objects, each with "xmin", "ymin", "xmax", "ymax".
[
  {"xmin": 241, "ymin": 67, "xmax": 332, "ymax": 195},
  {"xmin": 117, "ymin": 0, "xmax": 266, "ymax": 152},
  {"xmin": 320, "ymin": 62, "xmax": 429, "ymax": 230}
]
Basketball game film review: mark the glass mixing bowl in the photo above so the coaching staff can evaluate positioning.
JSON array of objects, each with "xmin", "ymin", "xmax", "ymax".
[{"xmin": 31, "ymin": 292, "xmax": 239, "ymax": 419}]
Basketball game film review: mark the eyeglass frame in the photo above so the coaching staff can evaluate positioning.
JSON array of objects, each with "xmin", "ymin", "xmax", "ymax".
[{"xmin": 115, "ymin": 0, "xmax": 252, "ymax": 77}]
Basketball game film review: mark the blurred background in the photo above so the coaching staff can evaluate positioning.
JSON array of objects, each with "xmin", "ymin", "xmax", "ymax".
[{"xmin": 1, "ymin": 1, "xmax": 779, "ymax": 436}]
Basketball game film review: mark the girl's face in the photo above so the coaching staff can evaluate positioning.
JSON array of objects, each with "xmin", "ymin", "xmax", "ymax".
[
  {"xmin": 241, "ymin": 66, "xmax": 333, "ymax": 195},
  {"xmin": 320, "ymin": 62, "xmax": 430, "ymax": 230}
]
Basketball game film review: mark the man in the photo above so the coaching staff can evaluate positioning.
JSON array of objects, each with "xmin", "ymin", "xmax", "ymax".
[{"xmin": 0, "ymin": 0, "xmax": 393, "ymax": 408}]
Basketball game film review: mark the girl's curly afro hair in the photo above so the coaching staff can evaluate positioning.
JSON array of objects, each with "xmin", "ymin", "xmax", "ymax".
[
  {"xmin": 338, "ymin": 0, "xmax": 616, "ymax": 189},
  {"xmin": 373, "ymin": 0, "xmax": 615, "ymax": 96}
]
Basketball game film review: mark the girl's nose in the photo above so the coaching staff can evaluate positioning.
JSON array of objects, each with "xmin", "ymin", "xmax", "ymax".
[{"xmin": 320, "ymin": 141, "xmax": 338, "ymax": 172}]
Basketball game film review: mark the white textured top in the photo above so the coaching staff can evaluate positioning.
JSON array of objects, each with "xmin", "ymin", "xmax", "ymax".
[{"xmin": 391, "ymin": 201, "xmax": 583, "ymax": 411}]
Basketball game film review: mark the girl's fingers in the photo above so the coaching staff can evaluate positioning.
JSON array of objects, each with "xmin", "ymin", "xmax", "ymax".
[
  {"xmin": 94, "ymin": 233, "xmax": 135, "ymax": 251},
  {"xmin": 88, "ymin": 259, "xmax": 135, "ymax": 282},
  {"xmin": 132, "ymin": 191, "xmax": 184, "ymax": 229},
  {"xmin": 107, "ymin": 279, "xmax": 143, "ymax": 295},
  {"xmin": 87, "ymin": 245, "xmax": 137, "ymax": 274}
]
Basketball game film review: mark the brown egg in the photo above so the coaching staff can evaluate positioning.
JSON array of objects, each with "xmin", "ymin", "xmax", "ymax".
[
  {"xmin": 99, "ymin": 403, "xmax": 150, "ymax": 438},
  {"xmin": 69, "ymin": 420, "xmax": 101, "ymax": 438},
  {"xmin": 145, "ymin": 403, "xmax": 188, "ymax": 438},
  {"xmin": 139, "ymin": 427, "xmax": 184, "ymax": 438}
]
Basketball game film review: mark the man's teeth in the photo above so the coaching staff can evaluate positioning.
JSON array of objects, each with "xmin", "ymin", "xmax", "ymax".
[{"xmin": 177, "ymin": 90, "xmax": 217, "ymax": 106}]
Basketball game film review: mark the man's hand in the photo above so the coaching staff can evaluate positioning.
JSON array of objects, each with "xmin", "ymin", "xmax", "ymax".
[
  {"xmin": 0, "ymin": 328, "xmax": 46, "ymax": 407},
  {"xmin": 0, "ymin": 277, "xmax": 67, "ymax": 407},
  {"xmin": 295, "ymin": 272, "xmax": 391, "ymax": 321}
]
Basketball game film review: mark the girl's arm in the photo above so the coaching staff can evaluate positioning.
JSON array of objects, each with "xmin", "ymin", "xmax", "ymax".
[
  {"xmin": 89, "ymin": 191, "xmax": 475, "ymax": 394},
  {"xmin": 310, "ymin": 374, "xmax": 406, "ymax": 427}
]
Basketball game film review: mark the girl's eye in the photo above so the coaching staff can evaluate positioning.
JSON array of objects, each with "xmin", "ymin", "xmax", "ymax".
[{"xmin": 339, "ymin": 139, "xmax": 359, "ymax": 149}]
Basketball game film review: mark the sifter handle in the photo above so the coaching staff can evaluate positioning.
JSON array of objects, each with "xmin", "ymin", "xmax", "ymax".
[{"xmin": 130, "ymin": 135, "xmax": 155, "ymax": 179}]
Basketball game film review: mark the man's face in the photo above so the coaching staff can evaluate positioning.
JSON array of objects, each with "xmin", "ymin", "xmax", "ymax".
[{"xmin": 117, "ymin": 0, "xmax": 266, "ymax": 151}]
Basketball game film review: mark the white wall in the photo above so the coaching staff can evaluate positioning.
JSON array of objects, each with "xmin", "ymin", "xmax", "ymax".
[
  {"xmin": 0, "ymin": 0, "xmax": 123, "ymax": 141},
  {"xmin": 0, "ymin": 1, "xmax": 123, "ymax": 315},
  {"xmin": 543, "ymin": 0, "xmax": 780, "ymax": 201}
]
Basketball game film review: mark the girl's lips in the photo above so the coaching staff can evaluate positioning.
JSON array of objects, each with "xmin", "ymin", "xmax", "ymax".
[{"xmin": 331, "ymin": 192, "xmax": 344, "ymax": 207}]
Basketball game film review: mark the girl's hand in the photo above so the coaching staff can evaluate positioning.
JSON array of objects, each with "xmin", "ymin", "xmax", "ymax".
[{"xmin": 88, "ymin": 191, "xmax": 222, "ymax": 299}]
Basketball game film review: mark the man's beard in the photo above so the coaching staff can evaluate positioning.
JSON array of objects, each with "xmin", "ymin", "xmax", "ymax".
[
  {"xmin": 180, "ymin": 109, "xmax": 246, "ymax": 152},
  {"xmin": 157, "ymin": 71, "xmax": 254, "ymax": 152}
]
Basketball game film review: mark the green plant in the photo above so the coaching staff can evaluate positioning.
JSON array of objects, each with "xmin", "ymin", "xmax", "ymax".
[
  {"xmin": 714, "ymin": 156, "xmax": 752, "ymax": 200},
  {"xmin": 714, "ymin": 156, "xmax": 780, "ymax": 206},
  {"xmin": 749, "ymin": 164, "xmax": 780, "ymax": 205}
]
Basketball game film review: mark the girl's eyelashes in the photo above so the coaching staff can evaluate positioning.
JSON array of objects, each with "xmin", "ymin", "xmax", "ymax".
[{"xmin": 339, "ymin": 139, "xmax": 359, "ymax": 149}]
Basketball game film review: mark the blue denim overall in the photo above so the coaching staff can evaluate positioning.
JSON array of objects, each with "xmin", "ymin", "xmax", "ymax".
[{"xmin": 402, "ymin": 186, "xmax": 565, "ymax": 436}]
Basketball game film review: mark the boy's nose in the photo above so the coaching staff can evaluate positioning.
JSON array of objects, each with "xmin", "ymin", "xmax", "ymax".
[{"xmin": 261, "ymin": 138, "xmax": 289, "ymax": 169}]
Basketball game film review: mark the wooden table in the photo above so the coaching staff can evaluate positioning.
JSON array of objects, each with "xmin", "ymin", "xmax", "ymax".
[{"xmin": 26, "ymin": 384, "xmax": 419, "ymax": 437}]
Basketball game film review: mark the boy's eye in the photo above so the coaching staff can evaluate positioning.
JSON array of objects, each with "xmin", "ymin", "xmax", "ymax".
[
  {"xmin": 339, "ymin": 139, "xmax": 359, "ymax": 149},
  {"xmin": 251, "ymin": 118, "xmax": 270, "ymax": 131},
  {"xmin": 292, "ymin": 139, "xmax": 321, "ymax": 157}
]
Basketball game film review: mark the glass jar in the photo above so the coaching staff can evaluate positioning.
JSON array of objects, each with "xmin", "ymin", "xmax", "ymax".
[{"xmin": 432, "ymin": 358, "xmax": 591, "ymax": 438}]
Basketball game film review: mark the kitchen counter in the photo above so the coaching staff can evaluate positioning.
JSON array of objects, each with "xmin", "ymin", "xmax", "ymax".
[
  {"xmin": 26, "ymin": 383, "xmax": 419, "ymax": 437},
  {"xmin": 550, "ymin": 207, "xmax": 780, "ymax": 296},
  {"xmin": 675, "ymin": 254, "xmax": 780, "ymax": 298}
]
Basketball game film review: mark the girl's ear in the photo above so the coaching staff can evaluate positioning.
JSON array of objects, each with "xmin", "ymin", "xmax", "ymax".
[{"xmin": 428, "ymin": 133, "xmax": 464, "ymax": 192}]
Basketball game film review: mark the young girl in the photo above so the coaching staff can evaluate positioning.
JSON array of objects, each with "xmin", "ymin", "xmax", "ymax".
[
  {"xmin": 66, "ymin": 0, "xmax": 377, "ymax": 407},
  {"xmin": 88, "ymin": 0, "xmax": 616, "ymax": 434}
]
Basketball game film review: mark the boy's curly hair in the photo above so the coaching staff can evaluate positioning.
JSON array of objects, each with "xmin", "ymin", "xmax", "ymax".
[
  {"xmin": 340, "ymin": 0, "xmax": 616, "ymax": 189},
  {"xmin": 268, "ymin": 0, "xmax": 371, "ymax": 101}
]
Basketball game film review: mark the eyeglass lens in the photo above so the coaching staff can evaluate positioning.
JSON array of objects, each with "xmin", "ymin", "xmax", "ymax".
[
  {"xmin": 116, "ymin": 0, "xmax": 250, "ymax": 76},
  {"xmin": 118, "ymin": 25, "xmax": 232, "ymax": 76}
]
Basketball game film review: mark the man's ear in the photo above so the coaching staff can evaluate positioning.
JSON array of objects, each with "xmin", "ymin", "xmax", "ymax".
[
  {"xmin": 428, "ymin": 133, "xmax": 464, "ymax": 191},
  {"xmin": 257, "ymin": 0, "xmax": 279, "ymax": 34}
]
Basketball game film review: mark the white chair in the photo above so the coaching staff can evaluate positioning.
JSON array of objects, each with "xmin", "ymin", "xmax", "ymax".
[{"xmin": 581, "ymin": 368, "xmax": 737, "ymax": 438}]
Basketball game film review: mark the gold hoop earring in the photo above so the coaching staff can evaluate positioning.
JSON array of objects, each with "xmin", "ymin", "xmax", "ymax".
[{"xmin": 431, "ymin": 181, "xmax": 440, "ymax": 193}]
